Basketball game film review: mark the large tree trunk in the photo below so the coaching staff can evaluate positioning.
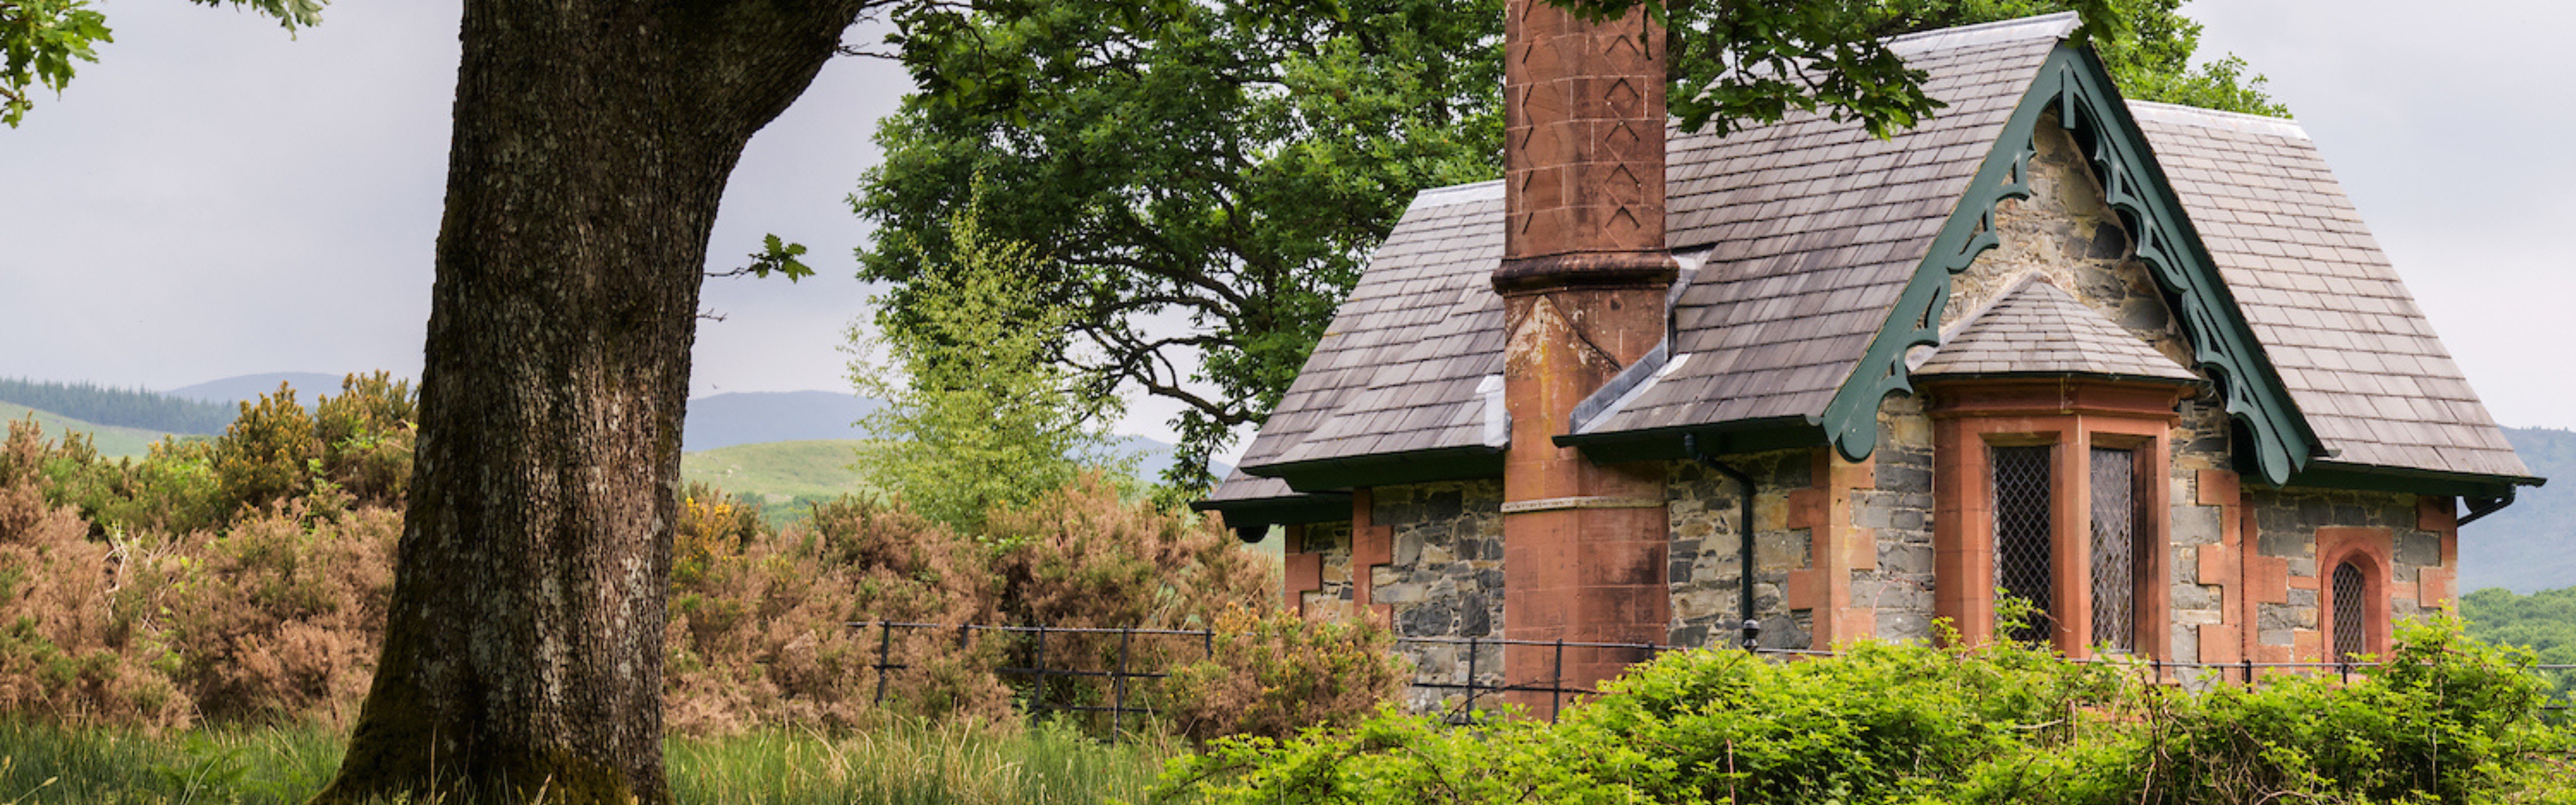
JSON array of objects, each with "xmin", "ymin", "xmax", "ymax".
[{"xmin": 314, "ymin": 3, "xmax": 871, "ymax": 803}]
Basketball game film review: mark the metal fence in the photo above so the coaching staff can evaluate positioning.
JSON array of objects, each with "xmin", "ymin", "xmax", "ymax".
[
  {"xmin": 847, "ymin": 619, "xmax": 2576, "ymax": 739},
  {"xmin": 856, "ymin": 621, "xmax": 1214, "ymax": 741}
]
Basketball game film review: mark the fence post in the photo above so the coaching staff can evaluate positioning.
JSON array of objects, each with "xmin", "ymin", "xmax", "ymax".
[
  {"xmin": 2241, "ymin": 658, "xmax": 2254, "ymax": 685},
  {"xmin": 1463, "ymin": 636, "xmax": 1481, "ymax": 724},
  {"xmin": 873, "ymin": 621, "xmax": 893, "ymax": 705},
  {"xmin": 1551, "ymin": 638, "xmax": 1565, "ymax": 724},
  {"xmin": 1202, "ymin": 627, "xmax": 1215, "ymax": 660},
  {"xmin": 1033, "ymin": 623, "xmax": 1048, "ymax": 712},
  {"xmin": 1111, "ymin": 628, "xmax": 1133, "ymax": 745}
]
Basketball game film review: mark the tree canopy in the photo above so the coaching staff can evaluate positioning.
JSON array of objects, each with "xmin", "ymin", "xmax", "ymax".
[
  {"xmin": 848, "ymin": 191, "xmax": 1132, "ymax": 532},
  {"xmin": 857, "ymin": 0, "xmax": 2284, "ymax": 488},
  {"xmin": 0, "ymin": 0, "xmax": 321, "ymax": 126}
]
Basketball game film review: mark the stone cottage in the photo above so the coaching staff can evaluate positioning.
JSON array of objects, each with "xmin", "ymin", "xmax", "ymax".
[{"xmin": 1195, "ymin": 10, "xmax": 2541, "ymax": 715}]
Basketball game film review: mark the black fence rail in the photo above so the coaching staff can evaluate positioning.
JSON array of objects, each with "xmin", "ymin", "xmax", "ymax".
[
  {"xmin": 852, "ymin": 621, "xmax": 1215, "ymax": 741},
  {"xmin": 848, "ymin": 620, "xmax": 2576, "ymax": 736}
]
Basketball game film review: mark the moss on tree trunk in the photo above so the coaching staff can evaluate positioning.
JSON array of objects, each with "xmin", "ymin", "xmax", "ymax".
[{"xmin": 310, "ymin": 2, "xmax": 877, "ymax": 803}]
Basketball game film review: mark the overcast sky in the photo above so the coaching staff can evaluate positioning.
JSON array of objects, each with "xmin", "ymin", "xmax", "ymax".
[{"xmin": 1, "ymin": 0, "xmax": 2570, "ymax": 449}]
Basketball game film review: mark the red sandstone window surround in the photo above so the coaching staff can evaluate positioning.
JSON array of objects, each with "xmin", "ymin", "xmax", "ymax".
[
  {"xmin": 2315, "ymin": 526, "xmax": 2394, "ymax": 662},
  {"xmin": 1927, "ymin": 378, "xmax": 2186, "ymax": 657}
]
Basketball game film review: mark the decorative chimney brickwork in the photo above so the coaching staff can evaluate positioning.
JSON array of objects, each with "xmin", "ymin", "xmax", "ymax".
[
  {"xmin": 1498, "ymin": 0, "xmax": 1676, "ymax": 287},
  {"xmin": 1495, "ymin": 0, "xmax": 1678, "ymax": 717}
]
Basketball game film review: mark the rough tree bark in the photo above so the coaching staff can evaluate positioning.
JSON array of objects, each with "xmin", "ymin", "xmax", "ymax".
[{"xmin": 312, "ymin": 2, "xmax": 877, "ymax": 803}]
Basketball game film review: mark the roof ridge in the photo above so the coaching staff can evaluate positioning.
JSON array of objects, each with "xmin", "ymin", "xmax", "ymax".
[
  {"xmin": 1917, "ymin": 275, "xmax": 2196, "ymax": 381},
  {"xmin": 1887, "ymin": 11, "xmax": 2080, "ymax": 54},
  {"xmin": 2126, "ymin": 100, "xmax": 2309, "ymax": 140},
  {"xmin": 1407, "ymin": 179, "xmax": 1504, "ymax": 210}
]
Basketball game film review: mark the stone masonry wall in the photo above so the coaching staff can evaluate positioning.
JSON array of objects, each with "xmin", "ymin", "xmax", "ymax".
[
  {"xmin": 1367, "ymin": 480, "xmax": 1506, "ymax": 709},
  {"xmin": 1949, "ymin": 113, "xmax": 2195, "ymax": 373},
  {"xmin": 1666, "ymin": 449, "xmax": 1814, "ymax": 649},
  {"xmin": 2247, "ymin": 488, "xmax": 2444, "ymax": 646},
  {"xmin": 2161, "ymin": 393, "xmax": 2233, "ymax": 662},
  {"xmin": 1860, "ymin": 394, "xmax": 1939, "ymax": 643},
  {"xmin": 1662, "ymin": 396, "xmax": 1936, "ymax": 651},
  {"xmin": 1294, "ymin": 521, "xmax": 1356, "ymax": 619}
]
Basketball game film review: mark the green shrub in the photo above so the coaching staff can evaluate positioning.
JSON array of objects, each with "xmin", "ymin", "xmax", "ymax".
[
  {"xmin": 1160, "ymin": 619, "xmax": 2576, "ymax": 805},
  {"xmin": 309, "ymin": 371, "xmax": 415, "ymax": 508},
  {"xmin": 210, "ymin": 385, "xmax": 320, "ymax": 514},
  {"xmin": 1159, "ymin": 607, "xmax": 1410, "ymax": 742}
]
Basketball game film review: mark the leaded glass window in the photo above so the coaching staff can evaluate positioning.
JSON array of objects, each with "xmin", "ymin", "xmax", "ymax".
[
  {"xmin": 2089, "ymin": 447, "xmax": 2137, "ymax": 653},
  {"xmin": 2332, "ymin": 560, "xmax": 2367, "ymax": 662},
  {"xmin": 1993, "ymin": 445, "xmax": 2053, "ymax": 644}
]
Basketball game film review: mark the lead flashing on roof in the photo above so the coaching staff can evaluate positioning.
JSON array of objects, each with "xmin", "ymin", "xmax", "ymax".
[
  {"xmin": 1477, "ymin": 374, "xmax": 1510, "ymax": 449},
  {"xmin": 1407, "ymin": 179, "xmax": 1504, "ymax": 211},
  {"xmin": 1885, "ymin": 11, "xmax": 2079, "ymax": 55},
  {"xmin": 2126, "ymin": 101, "xmax": 2307, "ymax": 140}
]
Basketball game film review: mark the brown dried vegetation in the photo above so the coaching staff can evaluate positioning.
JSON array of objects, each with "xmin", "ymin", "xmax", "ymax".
[{"xmin": 0, "ymin": 386, "xmax": 1398, "ymax": 741}]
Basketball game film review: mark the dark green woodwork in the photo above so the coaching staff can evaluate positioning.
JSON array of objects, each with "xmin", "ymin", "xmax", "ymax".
[
  {"xmin": 1190, "ymin": 491, "xmax": 1355, "ymax": 529},
  {"xmin": 1248, "ymin": 445, "xmax": 1506, "ymax": 495},
  {"xmin": 2286, "ymin": 460, "xmax": 2541, "ymax": 502},
  {"xmin": 1558, "ymin": 416, "xmax": 1823, "ymax": 464},
  {"xmin": 2460, "ymin": 491, "xmax": 2517, "ymax": 527},
  {"xmin": 1819, "ymin": 43, "xmax": 2322, "ymax": 487}
]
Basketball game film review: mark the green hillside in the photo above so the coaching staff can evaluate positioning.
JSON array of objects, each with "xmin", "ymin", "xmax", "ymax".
[
  {"xmin": 2460, "ymin": 427, "xmax": 2576, "ymax": 594},
  {"xmin": 0, "ymin": 402, "xmax": 186, "ymax": 459},
  {"xmin": 682, "ymin": 439, "xmax": 875, "ymax": 502}
]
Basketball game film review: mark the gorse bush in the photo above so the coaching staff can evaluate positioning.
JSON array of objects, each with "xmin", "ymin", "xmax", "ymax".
[
  {"xmin": 662, "ymin": 473, "xmax": 1342, "ymax": 737},
  {"xmin": 0, "ymin": 382, "xmax": 1387, "ymax": 744},
  {"xmin": 1160, "ymin": 618, "xmax": 2576, "ymax": 805},
  {"xmin": 0, "ymin": 424, "xmax": 191, "ymax": 729},
  {"xmin": 15, "ymin": 373, "xmax": 419, "ymax": 542},
  {"xmin": 665, "ymin": 491, "xmax": 1014, "ymax": 733},
  {"xmin": 211, "ymin": 386, "xmax": 318, "ymax": 513},
  {"xmin": 1160, "ymin": 607, "xmax": 1411, "ymax": 742},
  {"xmin": 148, "ymin": 504, "xmax": 399, "ymax": 725}
]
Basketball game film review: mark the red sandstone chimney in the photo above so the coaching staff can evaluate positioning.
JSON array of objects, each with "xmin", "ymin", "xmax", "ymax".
[{"xmin": 1496, "ymin": 0, "xmax": 1676, "ymax": 716}]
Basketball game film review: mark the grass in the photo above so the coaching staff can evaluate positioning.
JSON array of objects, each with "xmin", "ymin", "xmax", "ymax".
[
  {"xmin": 0, "ymin": 402, "xmax": 185, "ymax": 460},
  {"xmin": 0, "ymin": 718, "xmax": 1175, "ymax": 805},
  {"xmin": 682, "ymin": 440, "xmax": 877, "ymax": 500}
]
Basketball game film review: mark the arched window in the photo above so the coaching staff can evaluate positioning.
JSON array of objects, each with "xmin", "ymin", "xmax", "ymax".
[{"xmin": 2331, "ymin": 559, "xmax": 2368, "ymax": 662}]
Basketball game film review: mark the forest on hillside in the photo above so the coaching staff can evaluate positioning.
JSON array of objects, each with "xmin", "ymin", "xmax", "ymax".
[
  {"xmin": 0, "ymin": 377, "xmax": 234, "ymax": 435},
  {"xmin": 2464, "ymin": 585, "xmax": 2576, "ymax": 702}
]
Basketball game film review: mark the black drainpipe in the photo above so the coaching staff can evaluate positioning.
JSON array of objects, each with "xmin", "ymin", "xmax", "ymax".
[{"xmin": 1684, "ymin": 434, "xmax": 1762, "ymax": 651}]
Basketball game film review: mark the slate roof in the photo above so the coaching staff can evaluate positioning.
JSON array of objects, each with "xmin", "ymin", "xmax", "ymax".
[
  {"xmin": 1200, "ymin": 470, "xmax": 1302, "ymax": 504},
  {"xmin": 1233, "ymin": 182, "xmax": 1507, "ymax": 471},
  {"xmin": 1600, "ymin": 16, "xmax": 2073, "ymax": 431},
  {"xmin": 1218, "ymin": 12, "xmax": 2529, "ymax": 508},
  {"xmin": 2128, "ymin": 102, "xmax": 2529, "ymax": 479},
  {"xmin": 1915, "ymin": 277, "xmax": 2198, "ymax": 381}
]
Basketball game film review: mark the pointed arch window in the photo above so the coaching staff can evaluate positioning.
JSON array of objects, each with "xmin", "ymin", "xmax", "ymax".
[{"xmin": 2331, "ymin": 560, "xmax": 2368, "ymax": 662}]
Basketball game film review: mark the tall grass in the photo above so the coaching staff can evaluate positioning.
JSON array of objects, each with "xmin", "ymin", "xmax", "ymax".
[
  {"xmin": 669, "ymin": 719, "xmax": 1173, "ymax": 805},
  {"xmin": 0, "ymin": 718, "xmax": 1172, "ymax": 805}
]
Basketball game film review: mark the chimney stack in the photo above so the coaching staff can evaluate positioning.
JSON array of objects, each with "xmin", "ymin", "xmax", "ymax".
[{"xmin": 1495, "ymin": 0, "xmax": 1677, "ymax": 716}]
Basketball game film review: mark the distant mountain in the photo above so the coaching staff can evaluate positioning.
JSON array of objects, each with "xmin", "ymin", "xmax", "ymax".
[
  {"xmin": 165, "ymin": 372, "xmax": 351, "ymax": 406},
  {"xmin": 683, "ymin": 391, "xmax": 881, "ymax": 451},
  {"xmin": 2461, "ymin": 427, "xmax": 2574, "ymax": 595}
]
